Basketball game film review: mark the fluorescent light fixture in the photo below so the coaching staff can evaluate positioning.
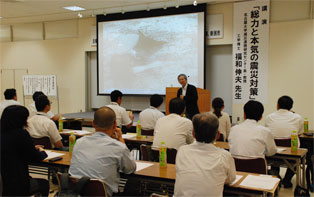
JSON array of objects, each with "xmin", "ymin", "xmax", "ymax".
[
  {"xmin": 0, "ymin": 16, "xmax": 2, "ymax": 19},
  {"xmin": 63, "ymin": 6, "xmax": 85, "ymax": 11}
]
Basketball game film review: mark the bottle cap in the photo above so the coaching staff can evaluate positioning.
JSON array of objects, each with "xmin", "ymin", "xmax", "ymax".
[
  {"xmin": 70, "ymin": 132, "xmax": 74, "ymax": 135},
  {"xmin": 161, "ymin": 141, "xmax": 165, "ymax": 145},
  {"xmin": 305, "ymin": 117, "xmax": 308, "ymax": 120},
  {"xmin": 293, "ymin": 130, "xmax": 296, "ymax": 133},
  {"xmin": 137, "ymin": 120, "xmax": 140, "ymax": 123}
]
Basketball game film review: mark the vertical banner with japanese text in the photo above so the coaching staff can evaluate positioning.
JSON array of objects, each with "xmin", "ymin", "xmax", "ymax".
[
  {"xmin": 233, "ymin": 0, "xmax": 269, "ymax": 104},
  {"xmin": 23, "ymin": 75, "xmax": 57, "ymax": 96}
]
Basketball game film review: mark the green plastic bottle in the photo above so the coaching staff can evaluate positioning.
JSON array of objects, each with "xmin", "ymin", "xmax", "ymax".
[
  {"xmin": 159, "ymin": 141, "xmax": 167, "ymax": 168},
  {"xmin": 291, "ymin": 130, "xmax": 298, "ymax": 152},
  {"xmin": 136, "ymin": 120, "xmax": 141, "ymax": 139},
  {"xmin": 69, "ymin": 132, "xmax": 76, "ymax": 153},
  {"xmin": 304, "ymin": 118, "xmax": 309, "ymax": 133},
  {"xmin": 58, "ymin": 115, "xmax": 63, "ymax": 132}
]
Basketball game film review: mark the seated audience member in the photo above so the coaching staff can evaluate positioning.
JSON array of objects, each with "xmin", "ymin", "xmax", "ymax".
[
  {"xmin": 139, "ymin": 94, "xmax": 164, "ymax": 130},
  {"xmin": 1, "ymin": 105, "xmax": 49, "ymax": 196},
  {"xmin": 228, "ymin": 100, "xmax": 277, "ymax": 158},
  {"xmin": 265, "ymin": 95, "xmax": 303, "ymax": 188},
  {"xmin": 69, "ymin": 107, "xmax": 136, "ymax": 196},
  {"xmin": 0, "ymin": 88, "xmax": 21, "ymax": 117},
  {"xmin": 28, "ymin": 91, "xmax": 59, "ymax": 121},
  {"xmin": 152, "ymin": 97, "xmax": 194, "ymax": 150},
  {"xmin": 27, "ymin": 95, "xmax": 64, "ymax": 149},
  {"xmin": 209, "ymin": 97, "xmax": 231, "ymax": 141},
  {"xmin": 174, "ymin": 113, "xmax": 236, "ymax": 196},
  {"xmin": 107, "ymin": 90, "xmax": 134, "ymax": 129}
]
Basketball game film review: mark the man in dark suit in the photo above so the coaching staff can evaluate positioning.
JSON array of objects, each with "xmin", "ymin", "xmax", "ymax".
[{"xmin": 177, "ymin": 74, "xmax": 199, "ymax": 119}]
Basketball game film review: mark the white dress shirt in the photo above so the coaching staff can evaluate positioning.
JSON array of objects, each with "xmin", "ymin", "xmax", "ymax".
[
  {"xmin": 228, "ymin": 119, "xmax": 277, "ymax": 158},
  {"xmin": 181, "ymin": 83, "xmax": 188, "ymax": 96},
  {"xmin": 28, "ymin": 102, "xmax": 55, "ymax": 119},
  {"xmin": 152, "ymin": 114, "xmax": 194, "ymax": 150},
  {"xmin": 106, "ymin": 102, "xmax": 132, "ymax": 128},
  {"xmin": 69, "ymin": 132, "xmax": 136, "ymax": 196},
  {"xmin": 265, "ymin": 109, "xmax": 303, "ymax": 138},
  {"xmin": 209, "ymin": 111, "xmax": 231, "ymax": 141},
  {"xmin": 174, "ymin": 142, "xmax": 236, "ymax": 197},
  {"xmin": 27, "ymin": 112, "xmax": 62, "ymax": 146},
  {"xmin": 139, "ymin": 106, "xmax": 164, "ymax": 130},
  {"xmin": 0, "ymin": 99, "xmax": 21, "ymax": 118}
]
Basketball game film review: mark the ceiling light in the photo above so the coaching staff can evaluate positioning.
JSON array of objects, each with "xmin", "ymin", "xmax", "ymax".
[
  {"xmin": 63, "ymin": 6, "xmax": 85, "ymax": 11},
  {"xmin": 0, "ymin": 16, "xmax": 2, "ymax": 19},
  {"xmin": 193, "ymin": 0, "xmax": 197, "ymax": 6},
  {"xmin": 176, "ymin": 0, "xmax": 180, "ymax": 8},
  {"xmin": 103, "ymin": 9, "xmax": 107, "ymax": 16},
  {"xmin": 146, "ymin": 5, "xmax": 150, "ymax": 11},
  {"xmin": 121, "ymin": 8, "xmax": 125, "ymax": 14},
  {"xmin": 163, "ymin": 4, "xmax": 167, "ymax": 10},
  {"xmin": 78, "ymin": 12, "xmax": 83, "ymax": 18},
  {"xmin": 91, "ymin": 10, "xmax": 95, "ymax": 17}
]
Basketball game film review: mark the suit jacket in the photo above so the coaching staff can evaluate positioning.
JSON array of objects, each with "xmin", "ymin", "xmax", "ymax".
[
  {"xmin": 1, "ymin": 128, "xmax": 47, "ymax": 196},
  {"xmin": 177, "ymin": 84, "xmax": 199, "ymax": 119}
]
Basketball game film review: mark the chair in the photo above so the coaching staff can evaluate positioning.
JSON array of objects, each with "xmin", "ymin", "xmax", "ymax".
[
  {"xmin": 216, "ymin": 132, "xmax": 224, "ymax": 142},
  {"xmin": 141, "ymin": 129, "xmax": 154, "ymax": 136},
  {"xmin": 151, "ymin": 148, "xmax": 177, "ymax": 164},
  {"xmin": 275, "ymin": 138, "xmax": 291, "ymax": 147},
  {"xmin": 233, "ymin": 157, "xmax": 268, "ymax": 174},
  {"xmin": 56, "ymin": 172, "xmax": 107, "ymax": 197},
  {"xmin": 140, "ymin": 144, "xmax": 157, "ymax": 162},
  {"xmin": 32, "ymin": 137, "xmax": 52, "ymax": 149}
]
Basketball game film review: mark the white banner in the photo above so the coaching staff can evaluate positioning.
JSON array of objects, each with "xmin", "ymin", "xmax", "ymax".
[
  {"xmin": 233, "ymin": 0, "xmax": 269, "ymax": 104},
  {"xmin": 23, "ymin": 75, "xmax": 57, "ymax": 96}
]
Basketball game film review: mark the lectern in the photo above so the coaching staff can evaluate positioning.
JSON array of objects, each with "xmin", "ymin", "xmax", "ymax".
[{"xmin": 165, "ymin": 87, "xmax": 211, "ymax": 115}]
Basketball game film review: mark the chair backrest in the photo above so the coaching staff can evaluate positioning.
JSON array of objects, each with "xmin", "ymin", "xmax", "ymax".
[
  {"xmin": 57, "ymin": 172, "xmax": 107, "ymax": 197},
  {"xmin": 233, "ymin": 157, "xmax": 267, "ymax": 174},
  {"xmin": 141, "ymin": 129, "xmax": 154, "ymax": 136},
  {"xmin": 274, "ymin": 138, "xmax": 291, "ymax": 147},
  {"xmin": 151, "ymin": 148, "xmax": 177, "ymax": 164},
  {"xmin": 32, "ymin": 137, "xmax": 52, "ymax": 149}
]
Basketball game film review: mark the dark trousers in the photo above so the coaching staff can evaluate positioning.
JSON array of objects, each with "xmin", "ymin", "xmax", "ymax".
[
  {"xmin": 29, "ymin": 177, "xmax": 49, "ymax": 196},
  {"xmin": 271, "ymin": 166, "xmax": 295, "ymax": 183}
]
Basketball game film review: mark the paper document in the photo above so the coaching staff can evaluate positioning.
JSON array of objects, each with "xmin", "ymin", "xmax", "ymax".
[
  {"xmin": 61, "ymin": 130, "xmax": 91, "ymax": 135},
  {"xmin": 136, "ymin": 162, "xmax": 154, "ymax": 172},
  {"xmin": 122, "ymin": 134, "xmax": 135, "ymax": 139},
  {"xmin": 277, "ymin": 148, "xmax": 286, "ymax": 153},
  {"xmin": 230, "ymin": 175, "xmax": 243, "ymax": 185},
  {"xmin": 44, "ymin": 150, "xmax": 65, "ymax": 160},
  {"xmin": 239, "ymin": 175, "xmax": 280, "ymax": 190}
]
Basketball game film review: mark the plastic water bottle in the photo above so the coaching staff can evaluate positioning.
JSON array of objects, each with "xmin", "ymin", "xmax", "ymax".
[
  {"xmin": 304, "ymin": 118, "xmax": 309, "ymax": 133},
  {"xmin": 136, "ymin": 120, "xmax": 141, "ymax": 139},
  {"xmin": 291, "ymin": 130, "xmax": 298, "ymax": 152},
  {"xmin": 159, "ymin": 141, "xmax": 167, "ymax": 168},
  {"xmin": 69, "ymin": 132, "xmax": 76, "ymax": 153},
  {"xmin": 58, "ymin": 115, "xmax": 63, "ymax": 132}
]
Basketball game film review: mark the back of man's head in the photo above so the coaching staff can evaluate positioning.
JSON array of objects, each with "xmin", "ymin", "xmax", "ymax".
[
  {"xmin": 33, "ymin": 91, "xmax": 45, "ymax": 102},
  {"xmin": 35, "ymin": 95, "xmax": 50, "ymax": 112},
  {"xmin": 277, "ymin": 96, "xmax": 293, "ymax": 110},
  {"xmin": 244, "ymin": 100, "xmax": 264, "ymax": 121},
  {"xmin": 110, "ymin": 90, "xmax": 123, "ymax": 102},
  {"xmin": 150, "ymin": 94, "xmax": 163, "ymax": 108},
  {"xmin": 4, "ymin": 89, "xmax": 16, "ymax": 100},
  {"xmin": 94, "ymin": 107, "xmax": 116, "ymax": 130},
  {"xmin": 192, "ymin": 113, "xmax": 219, "ymax": 143},
  {"xmin": 169, "ymin": 97, "xmax": 185, "ymax": 115}
]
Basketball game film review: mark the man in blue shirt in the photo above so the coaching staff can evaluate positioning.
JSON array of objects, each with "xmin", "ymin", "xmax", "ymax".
[{"xmin": 69, "ymin": 107, "xmax": 136, "ymax": 196}]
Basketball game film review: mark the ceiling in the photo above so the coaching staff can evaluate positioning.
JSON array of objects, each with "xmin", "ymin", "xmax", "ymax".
[{"xmin": 0, "ymin": 0, "xmax": 241, "ymax": 25}]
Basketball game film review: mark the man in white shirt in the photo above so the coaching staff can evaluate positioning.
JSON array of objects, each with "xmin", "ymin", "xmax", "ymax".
[
  {"xmin": 174, "ymin": 113, "xmax": 236, "ymax": 197},
  {"xmin": 28, "ymin": 91, "xmax": 59, "ymax": 121},
  {"xmin": 106, "ymin": 90, "xmax": 134, "ymax": 129},
  {"xmin": 152, "ymin": 97, "xmax": 194, "ymax": 150},
  {"xmin": 69, "ymin": 107, "xmax": 136, "ymax": 196},
  {"xmin": 228, "ymin": 100, "xmax": 277, "ymax": 158},
  {"xmin": 139, "ymin": 94, "xmax": 164, "ymax": 130},
  {"xmin": 27, "ymin": 95, "xmax": 64, "ymax": 149},
  {"xmin": 0, "ymin": 89, "xmax": 21, "ymax": 118},
  {"xmin": 265, "ymin": 95, "xmax": 303, "ymax": 188}
]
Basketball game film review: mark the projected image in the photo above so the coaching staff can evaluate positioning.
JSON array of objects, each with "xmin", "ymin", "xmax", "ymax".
[{"xmin": 98, "ymin": 12, "xmax": 204, "ymax": 95}]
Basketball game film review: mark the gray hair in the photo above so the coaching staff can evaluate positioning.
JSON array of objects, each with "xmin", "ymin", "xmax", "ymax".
[{"xmin": 177, "ymin": 74, "xmax": 187, "ymax": 80}]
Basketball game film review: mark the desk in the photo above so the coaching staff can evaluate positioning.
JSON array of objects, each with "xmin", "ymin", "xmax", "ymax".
[{"xmin": 124, "ymin": 162, "xmax": 280, "ymax": 196}]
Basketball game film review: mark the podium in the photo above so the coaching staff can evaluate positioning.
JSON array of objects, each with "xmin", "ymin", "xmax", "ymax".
[{"xmin": 165, "ymin": 87, "xmax": 211, "ymax": 115}]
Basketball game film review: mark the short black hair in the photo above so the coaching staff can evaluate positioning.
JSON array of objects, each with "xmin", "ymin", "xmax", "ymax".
[
  {"xmin": 169, "ymin": 97, "xmax": 185, "ymax": 115},
  {"xmin": 278, "ymin": 96, "xmax": 293, "ymax": 110},
  {"xmin": 192, "ymin": 113, "xmax": 219, "ymax": 143},
  {"xmin": 212, "ymin": 97, "xmax": 224, "ymax": 118},
  {"xmin": 33, "ymin": 91, "xmax": 45, "ymax": 101},
  {"xmin": 244, "ymin": 100, "xmax": 264, "ymax": 121},
  {"xmin": 150, "ymin": 94, "xmax": 163, "ymax": 108},
  {"xmin": 110, "ymin": 90, "xmax": 123, "ymax": 102},
  {"xmin": 35, "ymin": 95, "xmax": 50, "ymax": 111},
  {"xmin": 177, "ymin": 74, "xmax": 187, "ymax": 80},
  {"xmin": 4, "ymin": 88, "xmax": 16, "ymax": 100},
  {"xmin": 1, "ymin": 105, "xmax": 29, "ymax": 132}
]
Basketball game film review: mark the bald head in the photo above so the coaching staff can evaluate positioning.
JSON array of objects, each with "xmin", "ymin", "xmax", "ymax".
[{"xmin": 94, "ymin": 107, "xmax": 116, "ymax": 130}]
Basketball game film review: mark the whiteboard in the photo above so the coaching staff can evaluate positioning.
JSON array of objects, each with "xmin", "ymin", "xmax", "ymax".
[{"xmin": 23, "ymin": 75, "xmax": 57, "ymax": 96}]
